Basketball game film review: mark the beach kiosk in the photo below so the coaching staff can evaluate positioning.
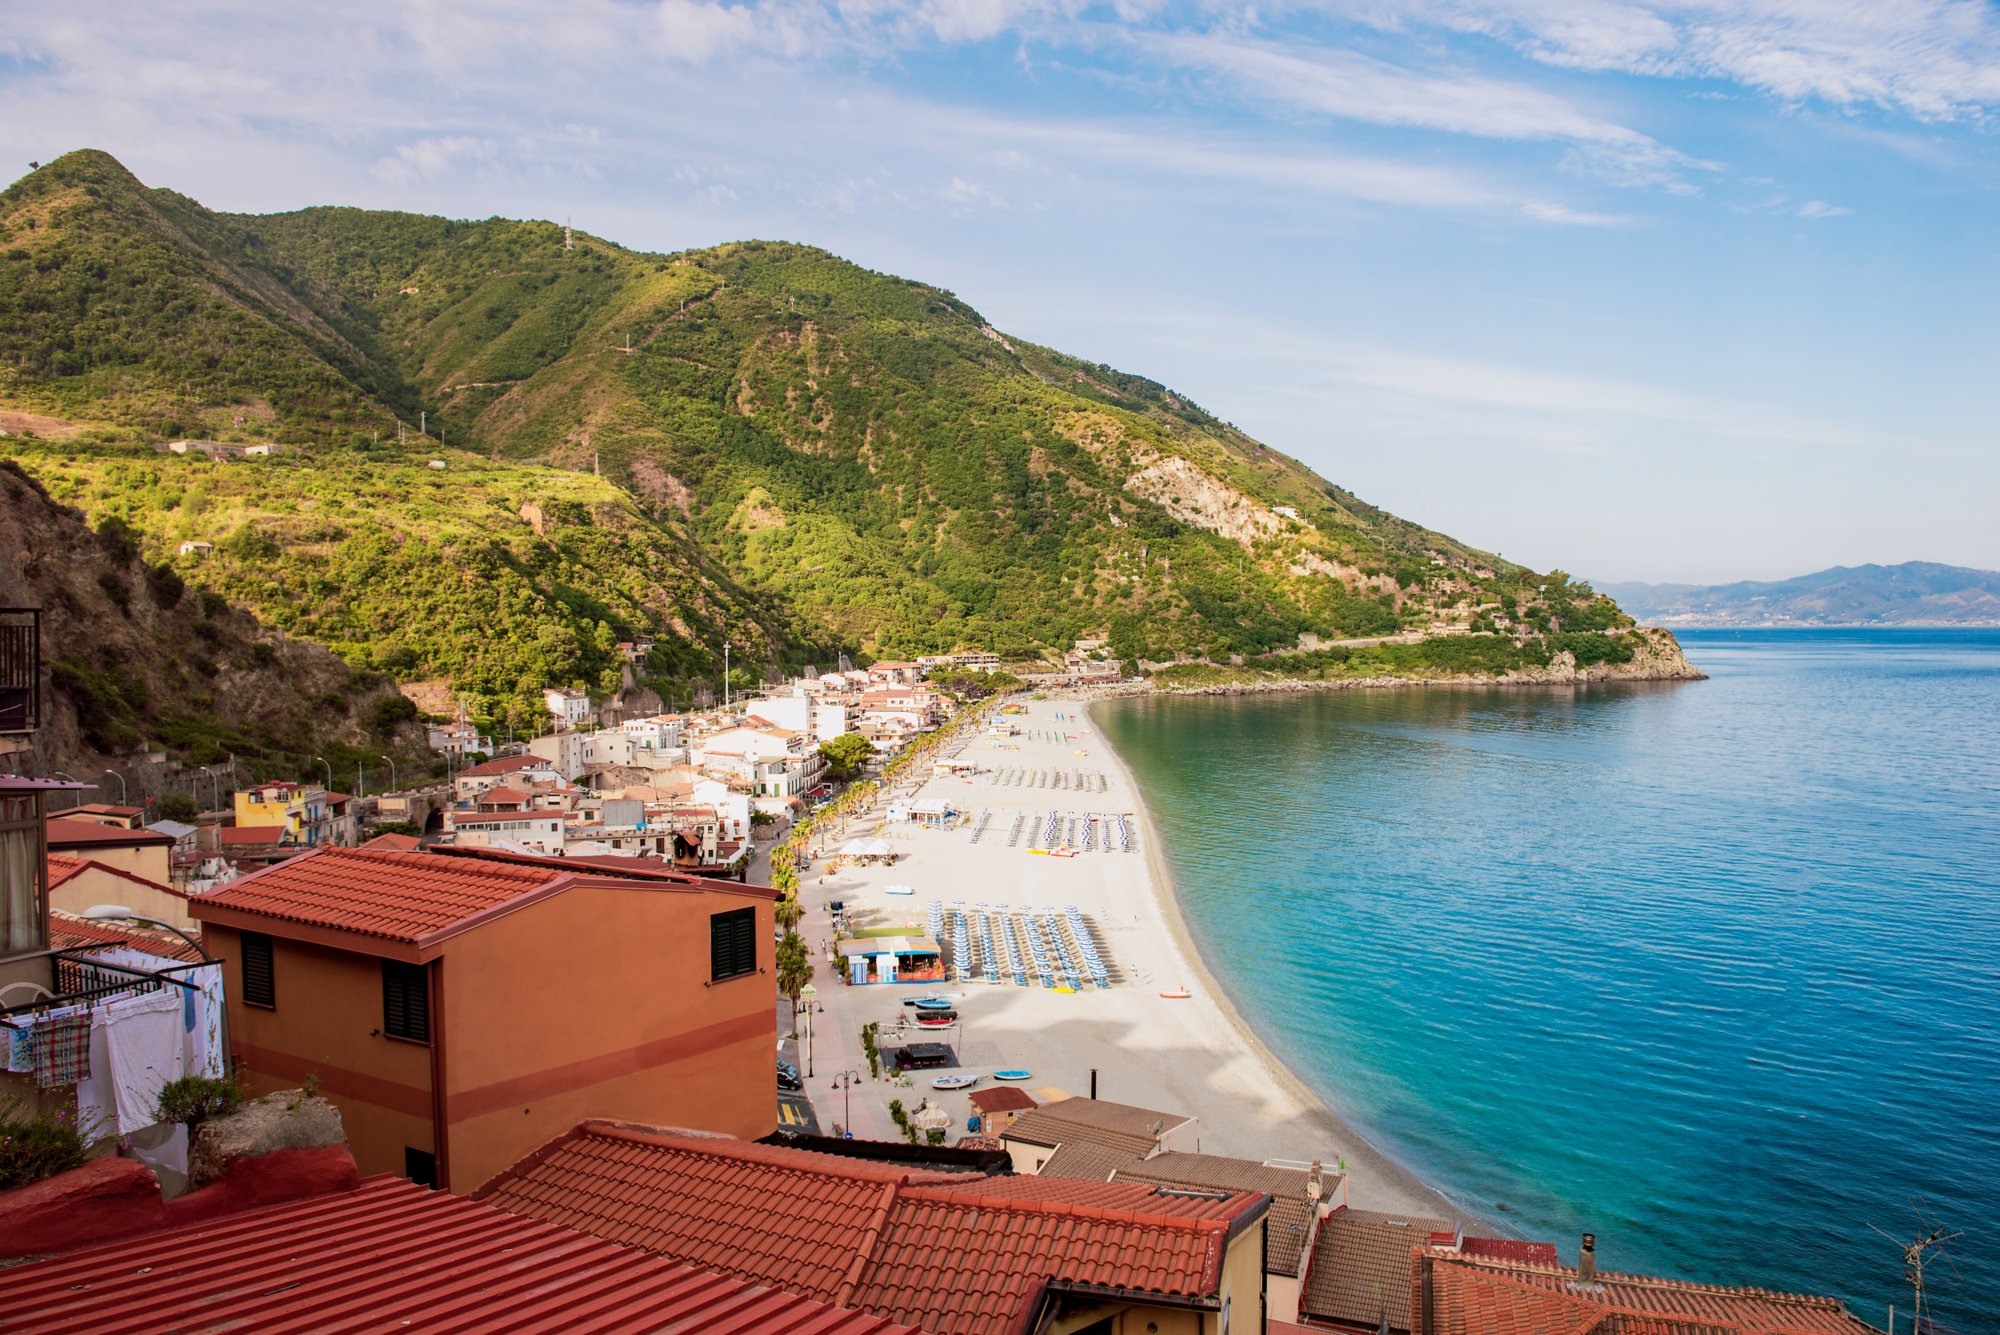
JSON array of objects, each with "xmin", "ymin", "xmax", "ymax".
[
  {"xmin": 907, "ymin": 797, "xmax": 956, "ymax": 830},
  {"xmin": 837, "ymin": 934, "xmax": 944, "ymax": 986}
]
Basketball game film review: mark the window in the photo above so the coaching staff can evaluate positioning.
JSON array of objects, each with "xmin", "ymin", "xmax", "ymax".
[
  {"xmin": 709, "ymin": 907, "xmax": 757, "ymax": 982},
  {"xmin": 404, "ymin": 1147, "xmax": 437, "ymax": 1188},
  {"xmin": 0, "ymin": 793, "xmax": 47, "ymax": 957},
  {"xmin": 241, "ymin": 931, "xmax": 276, "ymax": 1008},
  {"xmin": 382, "ymin": 960, "xmax": 430, "ymax": 1043}
]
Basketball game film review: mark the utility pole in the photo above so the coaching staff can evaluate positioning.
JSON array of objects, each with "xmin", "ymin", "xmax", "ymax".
[
  {"xmin": 1874, "ymin": 1220, "xmax": 1959, "ymax": 1334},
  {"xmin": 420, "ymin": 410, "xmax": 426, "ymax": 438},
  {"xmin": 724, "ymin": 643, "xmax": 731, "ymax": 712}
]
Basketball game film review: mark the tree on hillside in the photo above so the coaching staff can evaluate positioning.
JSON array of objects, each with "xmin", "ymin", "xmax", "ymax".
[{"xmin": 818, "ymin": 734, "xmax": 875, "ymax": 782}]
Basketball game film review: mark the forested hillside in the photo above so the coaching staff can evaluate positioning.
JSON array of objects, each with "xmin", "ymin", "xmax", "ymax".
[{"xmin": 0, "ymin": 150, "xmax": 1647, "ymax": 724}]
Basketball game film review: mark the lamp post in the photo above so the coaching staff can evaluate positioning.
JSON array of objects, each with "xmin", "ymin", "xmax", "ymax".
[
  {"xmin": 379, "ymin": 755, "xmax": 397, "ymax": 793},
  {"xmin": 799, "ymin": 982, "xmax": 818, "ymax": 1077},
  {"xmin": 82, "ymin": 904, "xmax": 231, "ymax": 1078},
  {"xmin": 832, "ymin": 1069, "xmax": 860, "ymax": 1138},
  {"xmin": 50, "ymin": 771, "xmax": 84, "ymax": 811},
  {"xmin": 101, "ymin": 769, "xmax": 127, "ymax": 804},
  {"xmin": 312, "ymin": 755, "xmax": 332, "ymax": 788},
  {"xmin": 196, "ymin": 765, "xmax": 220, "ymax": 814}
]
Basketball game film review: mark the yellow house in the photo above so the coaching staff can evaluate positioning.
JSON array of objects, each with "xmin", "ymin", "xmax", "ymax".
[
  {"xmin": 46, "ymin": 855, "xmax": 195, "ymax": 931},
  {"xmin": 44, "ymin": 818, "xmax": 174, "ymax": 885}
]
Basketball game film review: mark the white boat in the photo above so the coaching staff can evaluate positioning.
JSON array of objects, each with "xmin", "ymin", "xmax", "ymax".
[
  {"xmin": 884, "ymin": 884, "xmax": 915, "ymax": 896},
  {"xmin": 931, "ymin": 1074, "xmax": 979, "ymax": 1089}
]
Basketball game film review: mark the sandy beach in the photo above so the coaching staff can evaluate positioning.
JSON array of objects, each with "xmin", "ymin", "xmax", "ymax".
[{"xmin": 790, "ymin": 694, "xmax": 1462, "ymax": 1219}]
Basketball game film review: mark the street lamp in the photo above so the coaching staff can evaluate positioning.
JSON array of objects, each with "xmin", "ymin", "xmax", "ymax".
[
  {"xmin": 831, "ymin": 1069, "xmax": 861, "ymax": 1138},
  {"xmin": 196, "ymin": 765, "xmax": 221, "ymax": 813},
  {"xmin": 50, "ymin": 771, "xmax": 86, "ymax": 811},
  {"xmin": 311, "ymin": 755, "xmax": 333, "ymax": 788},
  {"xmin": 82, "ymin": 904, "xmax": 230, "ymax": 1078},
  {"xmin": 379, "ymin": 755, "xmax": 397, "ymax": 792},
  {"xmin": 101, "ymin": 769, "xmax": 127, "ymax": 804},
  {"xmin": 799, "ymin": 982, "xmax": 818, "ymax": 1077}
]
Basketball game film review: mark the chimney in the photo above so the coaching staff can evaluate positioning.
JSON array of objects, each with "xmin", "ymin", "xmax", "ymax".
[
  {"xmin": 1577, "ymin": 1233, "xmax": 1597, "ymax": 1286},
  {"xmin": 1089, "ymin": 1068, "xmax": 1097, "ymax": 1099}
]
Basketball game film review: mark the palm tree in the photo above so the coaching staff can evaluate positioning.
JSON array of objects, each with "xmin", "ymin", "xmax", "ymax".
[
  {"xmin": 777, "ymin": 931, "xmax": 813, "ymax": 1022},
  {"xmin": 774, "ymin": 894, "xmax": 804, "ymax": 932}
]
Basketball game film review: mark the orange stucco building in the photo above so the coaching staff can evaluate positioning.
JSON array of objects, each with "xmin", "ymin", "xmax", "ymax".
[{"xmin": 191, "ymin": 845, "xmax": 777, "ymax": 1192}]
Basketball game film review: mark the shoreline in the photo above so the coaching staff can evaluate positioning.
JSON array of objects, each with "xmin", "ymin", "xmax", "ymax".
[{"xmin": 1084, "ymin": 693, "xmax": 1483, "ymax": 1227}]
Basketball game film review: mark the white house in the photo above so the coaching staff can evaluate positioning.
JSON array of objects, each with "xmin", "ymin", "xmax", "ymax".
[{"xmin": 543, "ymin": 686, "xmax": 592, "ymax": 728}]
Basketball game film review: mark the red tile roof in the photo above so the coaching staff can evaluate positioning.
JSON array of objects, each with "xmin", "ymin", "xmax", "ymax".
[
  {"xmin": 358, "ymin": 831, "xmax": 422, "ymax": 851},
  {"xmin": 1417, "ymin": 1248, "xmax": 1879, "ymax": 1335},
  {"xmin": 0, "ymin": 1174, "xmax": 932, "ymax": 1334},
  {"xmin": 479, "ymin": 785, "xmax": 531, "ymax": 804},
  {"xmin": 968, "ymin": 1086, "xmax": 1037, "ymax": 1114},
  {"xmin": 1302, "ymin": 1207, "xmax": 1455, "ymax": 1333},
  {"xmin": 44, "ymin": 817, "xmax": 175, "ymax": 849},
  {"xmin": 48, "ymin": 910, "xmax": 206, "ymax": 964},
  {"xmin": 459, "ymin": 754, "xmax": 551, "ymax": 778},
  {"xmin": 191, "ymin": 845, "xmax": 562, "ymax": 945},
  {"xmin": 219, "ymin": 824, "xmax": 288, "ymax": 847},
  {"xmin": 45, "ymin": 853, "xmax": 189, "ymax": 900},
  {"xmin": 1459, "ymin": 1236, "xmax": 1562, "ymax": 1268},
  {"xmin": 476, "ymin": 1121, "xmax": 1269, "ymax": 1335}
]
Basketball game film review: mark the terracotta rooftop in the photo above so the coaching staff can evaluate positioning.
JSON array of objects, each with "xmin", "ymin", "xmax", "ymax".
[
  {"xmin": 1458, "ymin": 1235, "xmax": 1562, "ymax": 1267},
  {"xmin": 476, "ymin": 1121, "xmax": 1268, "ymax": 1335},
  {"xmin": 0, "ymin": 1174, "xmax": 932, "ymax": 1334},
  {"xmin": 218, "ymin": 824, "xmax": 288, "ymax": 847},
  {"xmin": 1302, "ymin": 1207, "xmax": 1454, "ymax": 1333},
  {"xmin": 48, "ymin": 909, "xmax": 206, "ymax": 964},
  {"xmin": 968, "ymin": 1086, "xmax": 1038, "ymax": 1114},
  {"xmin": 458, "ymin": 754, "xmax": 551, "ymax": 778},
  {"xmin": 1417, "ymin": 1247, "xmax": 1880, "ymax": 1335},
  {"xmin": 44, "ymin": 817, "xmax": 175, "ymax": 849},
  {"xmin": 1035, "ymin": 1140, "xmax": 1143, "ymax": 1181},
  {"xmin": 358, "ymin": 831, "xmax": 422, "ymax": 851},
  {"xmin": 1114, "ymin": 1152, "xmax": 1328, "ymax": 1277},
  {"xmin": 478, "ymin": 785, "xmax": 532, "ymax": 804},
  {"xmin": 1000, "ymin": 1096, "xmax": 1192, "ymax": 1157},
  {"xmin": 189, "ymin": 845, "xmax": 563, "ymax": 946},
  {"xmin": 45, "ymin": 853, "xmax": 188, "ymax": 900}
]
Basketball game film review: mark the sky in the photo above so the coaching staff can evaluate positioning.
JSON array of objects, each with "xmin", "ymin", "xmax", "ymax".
[{"xmin": 4, "ymin": 2, "xmax": 1998, "ymax": 583}]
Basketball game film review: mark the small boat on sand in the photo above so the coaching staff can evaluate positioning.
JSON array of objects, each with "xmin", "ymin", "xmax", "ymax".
[
  {"xmin": 931, "ymin": 1074, "xmax": 978, "ymax": 1090},
  {"xmin": 1159, "ymin": 988, "xmax": 1191, "ymax": 999},
  {"xmin": 993, "ymin": 1069, "xmax": 1033, "ymax": 1081},
  {"xmin": 910, "ymin": 996, "xmax": 954, "ymax": 1010},
  {"xmin": 1050, "ymin": 847, "xmax": 1079, "ymax": 859}
]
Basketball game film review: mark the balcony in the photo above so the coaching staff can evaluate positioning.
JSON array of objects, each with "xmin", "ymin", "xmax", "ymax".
[{"xmin": 0, "ymin": 607, "xmax": 37, "ymax": 736}]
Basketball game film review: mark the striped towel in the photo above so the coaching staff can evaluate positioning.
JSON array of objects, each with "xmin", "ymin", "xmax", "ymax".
[{"xmin": 31, "ymin": 1012, "xmax": 93, "ymax": 1088}]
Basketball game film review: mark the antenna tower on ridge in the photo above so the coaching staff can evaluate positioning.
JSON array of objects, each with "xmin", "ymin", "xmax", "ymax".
[{"xmin": 564, "ymin": 216, "xmax": 574, "ymax": 252}]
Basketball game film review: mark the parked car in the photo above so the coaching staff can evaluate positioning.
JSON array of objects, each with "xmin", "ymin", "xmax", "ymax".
[{"xmin": 777, "ymin": 1060, "xmax": 803, "ymax": 1091}]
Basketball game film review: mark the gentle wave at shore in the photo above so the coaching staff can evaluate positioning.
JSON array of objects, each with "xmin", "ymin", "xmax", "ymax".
[{"xmin": 1097, "ymin": 628, "xmax": 2000, "ymax": 1331}]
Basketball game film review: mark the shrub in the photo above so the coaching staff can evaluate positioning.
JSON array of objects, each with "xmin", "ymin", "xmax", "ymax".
[
  {"xmin": 0, "ymin": 1097, "xmax": 97, "ymax": 1189},
  {"xmin": 156, "ymin": 792, "xmax": 198, "ymax": 822},
  {"xmin": 155, "ymin": 1075, "xmax": 243, "ymax": 1127}
]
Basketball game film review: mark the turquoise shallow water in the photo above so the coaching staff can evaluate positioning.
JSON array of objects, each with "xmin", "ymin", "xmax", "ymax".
[{"xmin": 1098, "ymin": 629, "xmax": 2000, "ymax": 1331}]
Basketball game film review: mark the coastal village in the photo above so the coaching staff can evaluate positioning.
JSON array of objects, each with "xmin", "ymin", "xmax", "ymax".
[{"xmin": 0, "ymin": 610, "xmax": 1892, "ymax": 1334}]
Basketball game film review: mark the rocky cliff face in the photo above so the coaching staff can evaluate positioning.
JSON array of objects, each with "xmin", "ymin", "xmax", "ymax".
[
  {"xmin": 0, "ymin": 460, "xmax": 414, "ymax": 788},
  {"xmin": 1503, "ymin": 627, "xmax": 1705, "ymax": 684}
]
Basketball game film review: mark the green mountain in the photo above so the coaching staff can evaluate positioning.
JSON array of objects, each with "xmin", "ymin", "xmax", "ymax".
[{"xmin": 0, "ymin": 149, "xmax": 1663, "ymax": 725}]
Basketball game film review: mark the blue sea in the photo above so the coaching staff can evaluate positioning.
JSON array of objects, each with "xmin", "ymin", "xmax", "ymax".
[{"xmin": 1098, "ymin": 629, "xmax": 2000, "ymax": 1332}]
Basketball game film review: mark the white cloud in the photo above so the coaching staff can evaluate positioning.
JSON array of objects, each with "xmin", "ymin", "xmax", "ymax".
[
  {"xmin": 1795, "ymin": 199, "xmax": 1852, "ymax": 218},
  {"xmin": 371, "ymin": 136, "xmax": 501, "ymax": 185},
  {"xmin": 1333, "ymin": 1, "xmax": 2000, "ymax": 122}
]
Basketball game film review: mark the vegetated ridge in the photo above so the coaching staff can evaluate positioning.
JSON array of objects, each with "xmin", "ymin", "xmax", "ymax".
[
  {"xmin": 0, "ymin": 149, "xmax": 1694, "ymax": 729},
  {"xmin": 1600, "ymin": 563, "xmax": 2000, "ymax": 627},
  {"xmin": 0, "ymin": 459, "xmax": 423, "ymax": 788}
]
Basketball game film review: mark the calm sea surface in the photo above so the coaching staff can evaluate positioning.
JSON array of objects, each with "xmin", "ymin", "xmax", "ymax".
[{"xmin": 1098, "ymin": 630, "xmax": 2000, "ymax": 1331}]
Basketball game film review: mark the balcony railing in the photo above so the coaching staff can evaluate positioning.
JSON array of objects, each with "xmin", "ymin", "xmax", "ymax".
[
  {"xmin": 0, "ymin": 950, "xmax": 201, "ymax": 1020},
  {"xmin": 0, "ymin": 607, "xmax": 38, "ymax": 735}
]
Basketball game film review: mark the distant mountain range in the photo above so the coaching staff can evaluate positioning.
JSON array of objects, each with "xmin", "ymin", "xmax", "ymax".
[{"xmin": 1600, "ymin": 562, "xmax": 2000, "ymax": 627}]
